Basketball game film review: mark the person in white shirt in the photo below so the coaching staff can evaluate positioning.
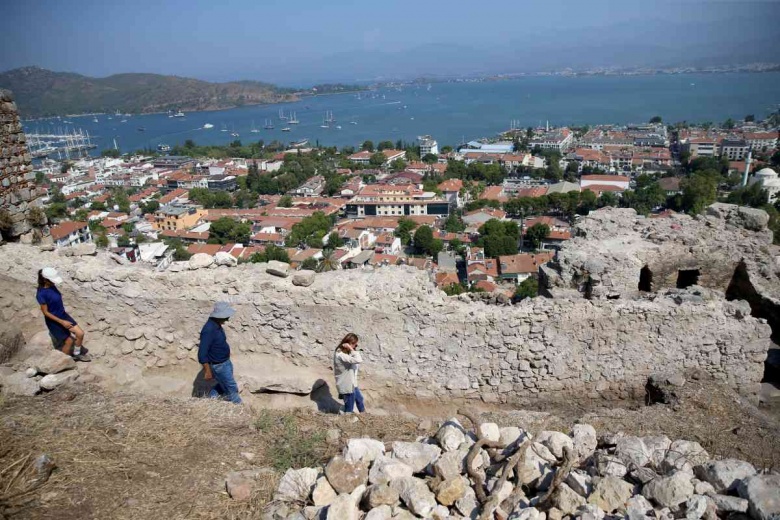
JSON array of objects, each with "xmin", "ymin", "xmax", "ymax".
[{"xmin": 333, "ymin": 333, "xmax": 365, "ymax": 413}]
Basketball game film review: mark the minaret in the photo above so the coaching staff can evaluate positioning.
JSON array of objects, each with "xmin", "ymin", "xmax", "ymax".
[{"xmin": 742, "ymin": 147, "xmax": 752, "ymax": 187}]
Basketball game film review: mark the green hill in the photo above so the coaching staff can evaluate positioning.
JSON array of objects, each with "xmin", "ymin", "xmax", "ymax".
[{"xmin": 0, "ymin": 67, "xmax": 299, "ymax": 118}]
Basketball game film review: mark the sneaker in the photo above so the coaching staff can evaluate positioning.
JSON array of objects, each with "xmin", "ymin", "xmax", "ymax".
[{"xmin": 72, "ymin": 353, "xmax": 92, "ymax": 362}]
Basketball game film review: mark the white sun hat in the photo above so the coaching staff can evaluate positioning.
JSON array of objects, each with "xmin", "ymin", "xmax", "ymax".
[{"xmin": 41, "ymin": 267, "xmax": 63, "ymax": 285}]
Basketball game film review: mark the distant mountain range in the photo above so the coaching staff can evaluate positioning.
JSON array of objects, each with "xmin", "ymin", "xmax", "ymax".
[{"xmin": 0, "ymin": 67, "xmax": 300, "ymax": 117}]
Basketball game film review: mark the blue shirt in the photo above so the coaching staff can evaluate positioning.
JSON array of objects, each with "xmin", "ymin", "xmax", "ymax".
[
  {"xmin": 198, "ymin": 319, "xmax": 231, "ymax": 364},
  {"xmin": 36, "ymin": 286, "xmax": 68, "ymax": 319}
]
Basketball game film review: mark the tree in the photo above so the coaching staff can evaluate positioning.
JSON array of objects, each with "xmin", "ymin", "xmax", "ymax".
[
  {"xmin": 389, "ymin": 158, "xmax": 406, "ymax": 171},
  {"xmin": 525, "ymin": 223, "xmax": 550, "ymax": 250},
  {"xmin": 722, "ymin": 118, "xmax": 736, "ymax": 130},
  {"xmin": 680, "ymin": 171, "xmax": 719, "ymax": 215},
  {"xmin": 325, "ymin": 231, "xmax": 344, "ymax": 250},
  {"xmin": 301, "ymin": 257, "xmax": 318, "ymax": 270},
  {"xmin": 361, "ymin": 140, "xmax": 375, "ymax": 152},
  {"xmin": 250, "ymin": 244, "xmax": 290, "ymax": 263},
  {"xmin": 377, "ymin": 141, "xmax": 394, "ymax": 151},
  {"xmin": 95, "ymin": 233, "xmax": 109, "ymax": 249},
  {"xmin": 369, "ymin": 152, "xmax": 386, "ymax": 168},
  {"xmin": 422, "ymin": 153, "xmax": 438, "ymax": 164},
  {"xmin": 317, "ymin": 250, "xmax": 340, "ymax": 272},
  {"xmin": 141, "ymin": 200, "xmax": 160, "ymax": 215},
  {"xmin": 91, "ymin": 201, "xmax": 107, "ymax": 211},
  {"xmin": 209, "ymin": 217, "xmax": 251, "ymax": 244},
  {"xmin": 285, "ymin": 211, "xmax": 331, "ymax": 248},
  {"xmin": 394, "ymin": 217, "xmax": 418, "ymax": 245},
  {"xmin": 649, "ymin": 116, "xmax": 663, "ymax": 124},
  {"xmin": 443, "ymin": 213, "xmax": 466, "ymax": 233},
  {"xmin": 413, "ymin": 225, "xmax": 443, "ymax": 256},
  {"xmin": 477, "ymin": 219, "xmax": 520, "ymax": 257},
  {"xmin": 278, "ymin": 195, "xmax": 293, "ymax": 208},
  {"xmin": 442, "ymin": 283, "xmax": 465, "ymax": 296},
  {"xmin": 101, "ymin": 149, "xmax": 121, "ymax": 158},
  {"xmin": 597, "ymin": 191, "xmax": 618, "ymax": 208},
  {"xmin": 212, "ymin": 191, "xmax": 233, "ymax": 209},
  {"xmin": 514, "ymin": 277, "xmax": 538, "ymax": 301},
  {"xmin": 35, "ymin": 171, "xmax": 46, "ymax": 184},
  {"xmin": 745, "ymin": 114, "xmax": 755, "ymax": 122},
  {"xmin": 117, "ymin": 235, "xmax": 131, "ymax": 247}
]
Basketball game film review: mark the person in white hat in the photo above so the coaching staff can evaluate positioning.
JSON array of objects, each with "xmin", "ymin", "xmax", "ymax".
[
  {"xmin": 198, "ymin": 301, "xmax": 241, "ymax": 404},
  {"xmin": 36, "ymin": 267, "xmax": 91, "ymax": 362}
]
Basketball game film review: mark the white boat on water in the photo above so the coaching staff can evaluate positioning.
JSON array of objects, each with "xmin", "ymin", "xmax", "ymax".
[
  {"xmin": 92, "ymin": 116, "xmax": 98, "ymax": 123},
  {"xmin": 173, "ymin": 110, "xmax": 185, "ymax": 117},
  {"xmin": 157, "ymin": 144, "xmax": 171, "ymax": 152},
  {"xmin": 264, "ymin": 119, "xmax": 274, "ymax": 129},
  {"xmin": 288, "ymin": 112, "xmax": 299, "ymax": 124},
  {"xmin": 281, "ymin": 127, "xmax": 291, "ymax": 132},
  {"xmin": 221, "ymin": 124, "xmax": 228, "ymax": 132},
  {"xmin": 203, "ymin": 123, "xmax": 214, "ymax": 129},
  {"xmin": 250, "ymin": 120, "xmax": 260, "ymax": 133}
]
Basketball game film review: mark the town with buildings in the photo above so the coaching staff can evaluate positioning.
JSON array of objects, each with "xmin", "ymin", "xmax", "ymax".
[{"xmin": 16, "ymin": 115, "xmax": 780, "ymax": 300}]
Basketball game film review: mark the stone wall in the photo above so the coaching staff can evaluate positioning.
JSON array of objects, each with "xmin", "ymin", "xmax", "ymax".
[
  {"xmin": 0, "ymin": 89, "xmax": 43, "ymax": 241},
  {"xmin": 0, "ymin": 243, "xmax": 771, "ymax": 403}
]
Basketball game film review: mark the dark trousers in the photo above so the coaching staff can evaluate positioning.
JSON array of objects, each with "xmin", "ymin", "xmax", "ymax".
[{"xmin": 340, "ymin": 387, "xmax": 365, "ymax": 413}]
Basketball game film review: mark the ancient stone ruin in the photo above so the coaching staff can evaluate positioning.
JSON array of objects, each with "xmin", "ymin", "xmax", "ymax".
[
  {"xmin": 0, "ymin": 89, "xmax": 45, "ymax": 242},
  {"xmin": 0, "ymin": 204, "xmax": 774, "ymax": 406}
]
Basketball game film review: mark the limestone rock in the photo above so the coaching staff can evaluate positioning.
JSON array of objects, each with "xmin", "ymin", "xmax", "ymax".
[
  {"xmin": 433, "ymin": 449, "xmax": 468, "ymax": 481},
  {"xmin": 325, "ymin": 484, "xmax": 364, "ymax": 520},
  {"xmin": 40, "ymin": 370, "xmax": 78, "ymax": 390},
  {"xmin": 369, "ymin": 456, "xmax": 413, "ymax": 485},
  {"xmin": 214, "ymin": 251, "xmax": 238, "ymax": 267},
  {"xmin": 363, "ymin": 483, "xmax": 399, "ymax": 508},
  {"xmin": 68, "ymin": 243, "xmax": 97, "ymax": 257},
  {"xmin": 694, "ymin": 459, "xmax": 756, "ymax": 493},
  {"xmin": 510, "ymin": 508, "xmax": 547, "ymax": 520},
  {"xmin": 566, "ymin": 469, "xmax": 593, "ymax": 497},
  {"xmin": 537, "ymin": 430, "xmax": 575, "ymax": 459},
  {"xmin": 390, "ymin": 477, "xmax": 437, "ymax": 518},
  {"xmin": 456, "ymin": 486, "xmax": 479, "ymax": 519},
  {"xmin": 615, "ymin": 436, "xmax": 652, "ymax": 468},
  {"xmin": 292, "ymin": 270, "xmax": 316, "ymax": 287},
  {"xmin": 226, "ymin": 471, "xmax": 254, "ymax": 501},
  {"xmin": 588, "ymin": 476, "xmax": 635, "ymax": 513},
  {"xmin": 436, "ymin": 420, "xmax": 467, "ymax": 452},
  {"xmin": 594, "ymin": 452, "xmax": 629, "ymax": 478},
  {"xmin": 1, "ymin": 371, "xmax": 40, "ymax": 396},
  {"xmin": 266, "ymin": 260, "xmax": 290, "ymax": 278},
  {"xmin": 312, "ymin": 476, "xmax": 337, "ymax": 507},
  {"xmin": 245, "ymin": 374, "xmax": 322, "ymax": 395},
  {"xmin": 643, "ymin": 471, "xmax": 695, "ymax": 508},
  {"xmin": 435, "ymin": 476, "xmax": 468, "ymax": 506},
  {"xmin": 188, "ymin": 253, "xmax": 214, "ymax": 270},
  {"xmin": 707, "ymin": 493, "xmax": 748, "ymax": 513},
  {"xmin": 345, "ymin": 438, "xmax": 386, "ymax": 464},
  {"xmin": 685, "ymin": 495, "xmax": 709, "ymax": 520},
  {"xmin": 626, "ymin": 495, "xmax": 654, "ymax": 520},
  {"xmin": 274, "ymin": 467, "xmax": 320, "ymax": 502},
  {"xmin": 478, "ymin": 422, "xmax": 501, "ymax": 442},
  {"xmin": 34, "ymin": 350, "xmax": 76, "ymax": 375},
  {"xmin": 390, "ymin": 441, "xmax": 441, "ymax": 473},
  {"xmin": 571, "ymin": 424, "xmax": 597, "ymax": 459},
  {"xmin": 324, "ymin": 455, "xmax": 369, "ymax": 494},
  {"xmin": 551, "ymin": 483, "xmax": 586, "ymax": 515},
  {"xmin": 737, "ymin": 474, "xmax": 780, "ymax": 520},
  {"xmin": 499, "ymin": 426, "xmax": 527, "ymax": 448},
  {"xmin": 661, "ymin": 441, "xmax": 709, "ymax": 474},
  {"xmin": 364, "ymin": 505, "xmax": 393, "ymax": 520}
]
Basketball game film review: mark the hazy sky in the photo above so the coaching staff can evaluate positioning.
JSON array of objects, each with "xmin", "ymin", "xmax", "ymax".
[{"xmin": 1, "ymin": 0, "xmax": 778, "ymax": 85}]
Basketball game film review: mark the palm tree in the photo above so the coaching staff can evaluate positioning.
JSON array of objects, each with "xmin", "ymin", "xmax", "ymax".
[{"xmin": 317, "ymin": 250, "xmax": 340, "ymax": 272}]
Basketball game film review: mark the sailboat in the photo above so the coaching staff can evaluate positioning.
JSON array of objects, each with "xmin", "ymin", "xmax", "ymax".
[
  {"xmin": 325, "ymin": 110, "xmax": 335, "ymax": 123},
  {"xmin": 320, "ymin": 116, "xmax": 329, "ymax": 129},
  {"xmin": 288, "ymin": 112, "xmax": 299, "ymax": 124},
  {"xmin": 250, "ymin": 120, "xmax": 260, "ymax": 133},
  {"xmin": 264, "ymin": 119, "xmax": 274, "ymax": 130},
  {"xmin": 278, "ymin": 108, "xmax": 287, "ymax": 120},
  {"xmin": 221, "ymin": 123, "xmax": 228, "ymax": 132},
  {"xmin": 230, "ymin": 124, "xmax": 239, "ymax": 137}
]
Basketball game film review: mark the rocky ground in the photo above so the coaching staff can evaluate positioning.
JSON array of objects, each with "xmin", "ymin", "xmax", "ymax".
[{"xmin": 0, "ymin": 374, "xmax": 778, "ymax": 520}]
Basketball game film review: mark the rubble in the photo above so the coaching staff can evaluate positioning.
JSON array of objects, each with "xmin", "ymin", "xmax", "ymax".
[{"xmin": 265, "ymin": 411, "xmax": 780, "ymax": 520}]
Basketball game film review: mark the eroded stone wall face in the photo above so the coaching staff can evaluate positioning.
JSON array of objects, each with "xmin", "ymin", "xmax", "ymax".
[
  {"xmin": 0, "ymin": 244, "xmax": 771, "ymax": 403},
  {"xmin": 0, "ymin": 89, "xmax": 40, "ymax": 240}
]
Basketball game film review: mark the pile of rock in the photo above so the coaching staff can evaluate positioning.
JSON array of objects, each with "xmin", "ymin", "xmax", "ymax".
[
  {"xmin": 261, "ymin": 411, "xmax": 779, "ymax": 520},
  {"xmin": 0, "ymin": 348, "xmax": 80, "ymax": 396}
]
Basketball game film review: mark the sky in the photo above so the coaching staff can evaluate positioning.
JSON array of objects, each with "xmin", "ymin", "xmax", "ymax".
[{"xmin": 1, "ymin": 0, "xmax": 778, "ymax": 86}]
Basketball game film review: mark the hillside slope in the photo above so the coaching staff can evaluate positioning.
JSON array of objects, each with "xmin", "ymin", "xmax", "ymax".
[{"xmin": 0, "ymin": 67, "xmax": 298, "ymax": 117}]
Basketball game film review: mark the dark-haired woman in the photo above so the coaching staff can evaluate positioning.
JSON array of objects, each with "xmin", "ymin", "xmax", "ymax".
[
  {"xmin": 333, "ymin": 333, "xmax": 365, "ymax": 413},
  {"xmin": 36, "ymin": 267, "xmax": 90, "ymax": 361}
]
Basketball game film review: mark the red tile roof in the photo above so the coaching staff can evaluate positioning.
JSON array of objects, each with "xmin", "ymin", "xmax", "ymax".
[
  {"xmin": 50, "ymin": 221, "xmax": 88, "ymax": 241},
  {"xmin": 498, "ymin": 252, "xmax": 555, "ymax": 275}
]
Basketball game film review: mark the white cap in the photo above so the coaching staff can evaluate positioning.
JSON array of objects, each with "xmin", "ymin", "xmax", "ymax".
[{"xmin": 41, "ymin": 267, "xmax": 63, "ymax": 285}]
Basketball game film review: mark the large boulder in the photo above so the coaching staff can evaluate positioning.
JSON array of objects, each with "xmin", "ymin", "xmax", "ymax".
[
  {"xmin": 660, "ymin": 440, "xmax": 709, "ymax": 474},
  {"xmin": 643, "ymin": 471, "xmax": 695, "ymax": 508},
  {"xmin": 434, "ymin": 476, "xmax": 468, "ymax": 506},
  {"xmin": 368, "ymin": 455, "xmax": 413, "ymax": 485},
  {"xmin": 59, "ymin": 243, "xmax": 97, "ymax": 257},
  {"xmin": 588, "ymin": 476, "xmax": 635, "ymax": 513},
  {"xmin": 0, "ymin": 326, "xmax": 25, "ymax": 363},
  {"xmin": 551, "ymin": 483, "xmax": 587, "ymax": 515},
  {"xmin": 694, "ymin": 459, "xmax": 756, "ymax": 493},
  {"xmin": 214, "ymin": 251, "xmax": 238, "ymax": 267},
  {"xmin": 188, "ymin": 253, "xmax": 214, "ymax": 270},
  {"xmin": 390, "ymin": 441, "xmax": 441, "ymax": 473},
  {"xmin": 40, "ymin": 370, "xmax": 79, "ymax": 391},
  {"xmin": 244, "ymin": 374, "xmax": 323, "ymax": 395},
  {"xmin": 389, "ymin": 477, "xmax": 437, "ymax": 518},
  {"xmin": 737, "ymin": 474, "xmax": 780, "ymax": 520},
  {"xmin": 435, "ymin": 420, "xmax": 467, "ymax": 452},
  {"xmin": 324, "ymin": 455, "xmax": 369, "ymax": 494},
  {"xmin": 325, "ymin": 484, "xmax": 364, "ymax": 520},
  {"xmin": 571, "ymin": 424, "xmax": 598, "ymax": 459},
  {"xmin": 537, "ymin": 430, "xmax": 575, "ymax": 459},
  {"xmin": 292, "ymin": 270, "xmax": 316, "ymax": 287},
  {"xmin": 266, "ymin": 260, "xmax": 290, "ymax": 278},
  {"xmin": 344, "ymin": 438, "xmax": 386, "ymax": 464},
  {"xmin": 311, "ymin": 476, "xmax": 337, "ymax": 507},
  {"xmin": 274, "ymin": 467, "xmax": 320, "ymax": 503},
  {"xmin": 363, "ymin": 483, "xmax": 400, "ymax": 508},
  {"xmin": 1, "ymin": 372, "xmax": 41, "ymax": 396},
  {"xmin": 34, "ymin": 350, "xmax": 76, "ymax": 375}
]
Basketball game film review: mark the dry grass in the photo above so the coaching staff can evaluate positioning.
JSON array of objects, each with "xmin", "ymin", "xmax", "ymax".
[{"xmin": 0, "ymin": 387, "xmax": 423, "ymax": 520}]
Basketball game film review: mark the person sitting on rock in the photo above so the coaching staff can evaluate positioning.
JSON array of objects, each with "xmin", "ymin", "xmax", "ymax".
[
  {"xmin": 333, "ymin": 333, "xmax": 365, "ymax": 414},
  {"xmin": 36, "ymin": 267, "xmax": 91, "ymax": 362},
  {"xmin": 198, "ymin": 301, "xmax": 242, "ymax": 404}
]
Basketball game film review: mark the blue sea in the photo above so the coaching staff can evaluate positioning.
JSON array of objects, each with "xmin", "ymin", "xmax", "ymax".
[{"xmin": 24, "ymin": 73, "xmax": 780, "ymax": 154}]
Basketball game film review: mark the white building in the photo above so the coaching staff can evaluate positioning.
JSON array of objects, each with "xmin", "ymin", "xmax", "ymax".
[
  {"xmin": 530, "ymin": 128, "xmax": 575, "ymax": 152},
  {"xmin": 50, "ymin": 221, "xmax": 92, "ymax": 248},
  {"xmin": 749, "ymin": 167, "xmax": 780, "ymax": 203},
  {"xmin": 418, "ymin": 135, "xmax": 439, "ymax": 156},
  {"xmin": 580, "ymin": 174, "xmax": 630, "ymax": 190}
]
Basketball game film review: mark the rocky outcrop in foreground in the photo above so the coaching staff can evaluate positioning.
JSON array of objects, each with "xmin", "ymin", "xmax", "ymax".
[{"xmin": 259, "ymin": 412, "xmax": 780, "ymax": 520}]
